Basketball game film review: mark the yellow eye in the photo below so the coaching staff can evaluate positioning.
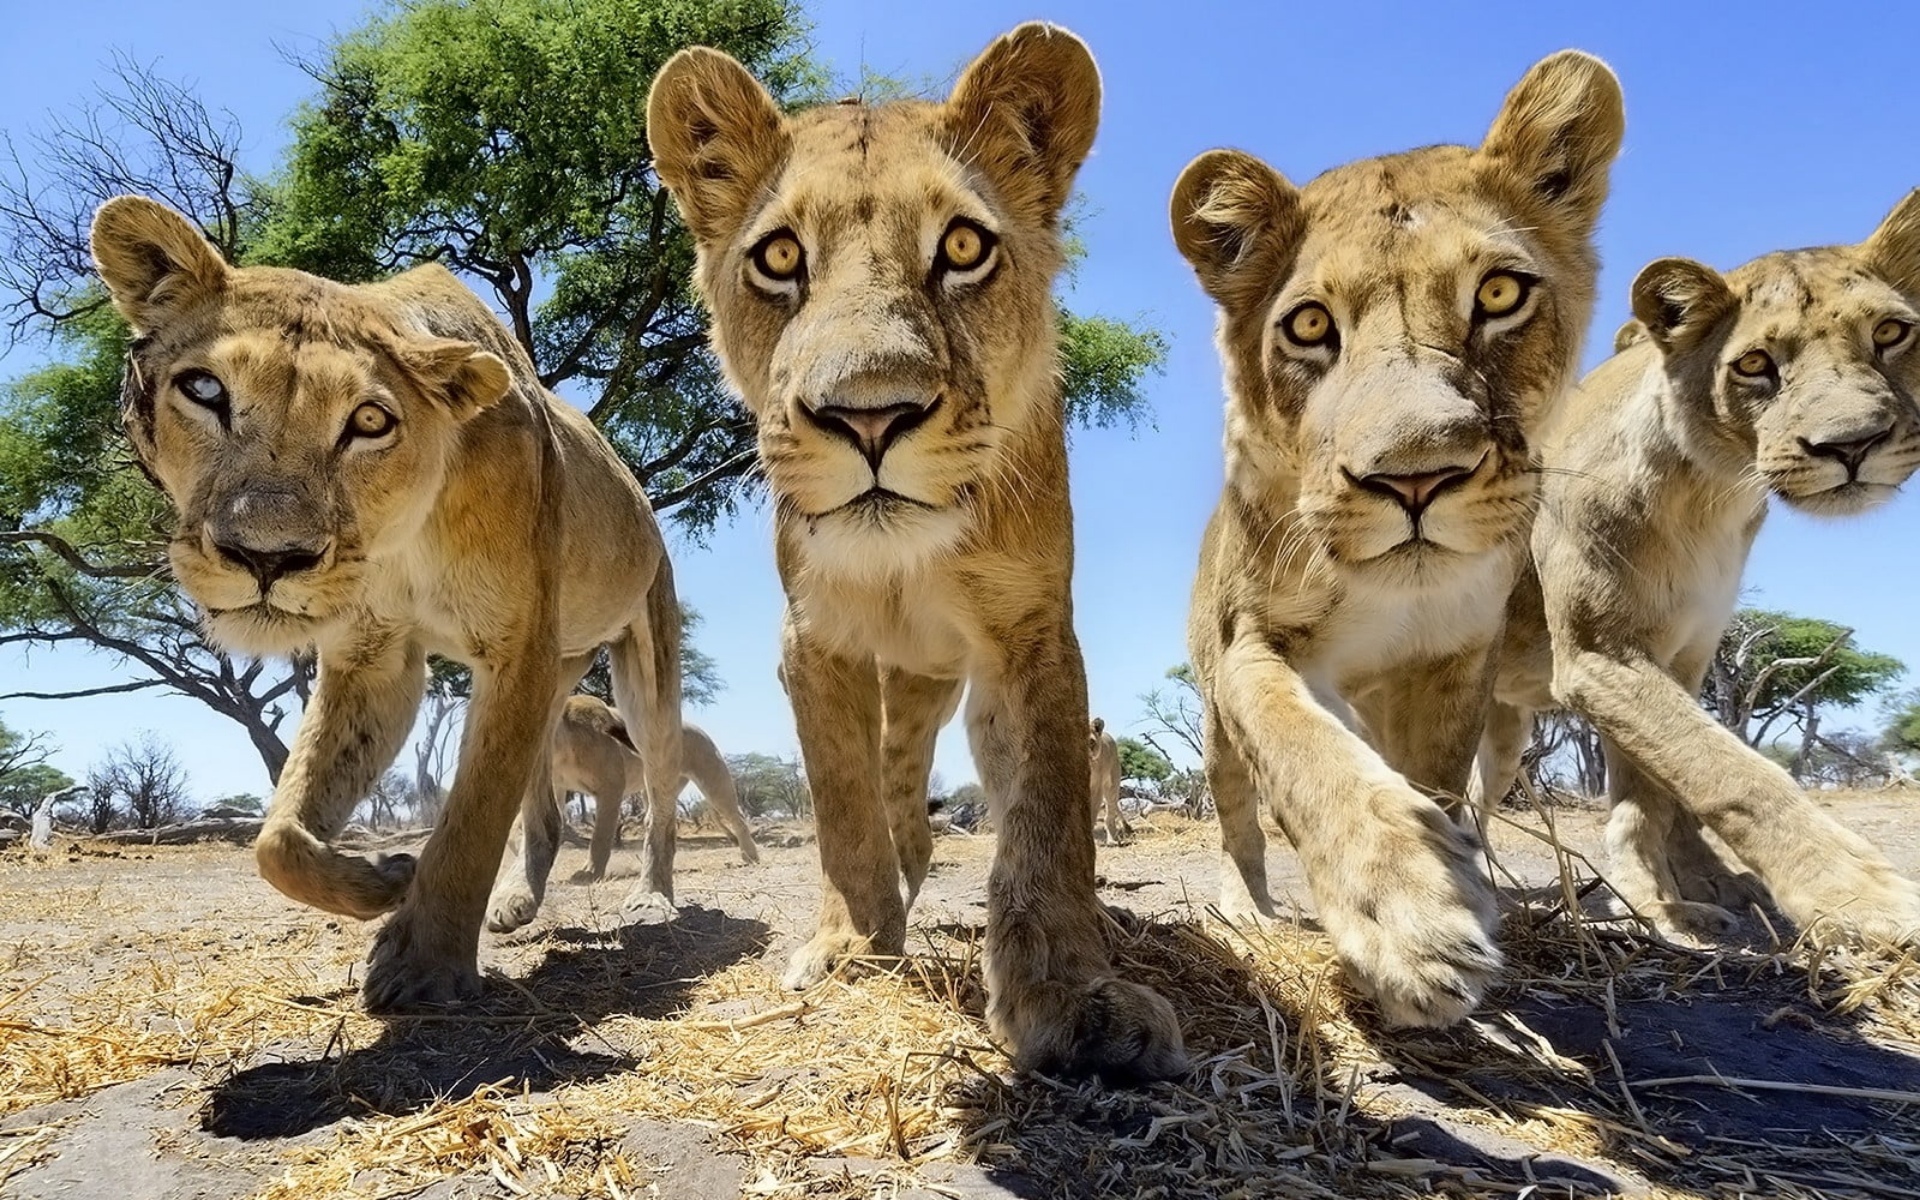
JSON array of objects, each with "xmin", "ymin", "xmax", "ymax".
[
  {"xmin": 1475, "ymin": 272, "xmax": 1529, "ymax": 317},
  {"xmin": 1874, "ymin": 318, "xmax": 1910, "ymax": 349},
  {"xmin": 350, "ymin": 403, "xmax": 396, "ymax": 438},
  {"xmin": 1732, "ymin": 349, "xmax": 1774, "ymax": 377},
  {"xmin": 752, "ymin": 232, "xmax": 804, "ymax": 281},
  {"xmin": 1284, "ymin": 303, "xmax": 1335, "ymax": 347},
  {"xmin": 939, "ymin": 220, "xmax": 994, "ymax": 272}
]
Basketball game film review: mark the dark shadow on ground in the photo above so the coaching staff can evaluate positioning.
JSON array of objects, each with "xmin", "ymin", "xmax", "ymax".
[
  {"xmin": 201, "ymin": 905, "xmax": 769, "ymax": 1140},
  {"xmin": 908, "ymin": 901, "xmax": 1920, "ymax": 1200}
]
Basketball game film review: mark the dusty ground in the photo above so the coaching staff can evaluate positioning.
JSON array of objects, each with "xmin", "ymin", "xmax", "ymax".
[{"xmin": 2, "ymin": 791, "xmax": 1918, "ymax": 1198}]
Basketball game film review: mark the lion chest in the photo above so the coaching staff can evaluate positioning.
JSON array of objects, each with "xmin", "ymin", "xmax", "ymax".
[
  {"xmin": 1291, "ymin": 554, "xmax": 1515, "ymax": 695},
  {"xmin": 797, "ymin": 569, "xmax": 972, "ymax": 678}
]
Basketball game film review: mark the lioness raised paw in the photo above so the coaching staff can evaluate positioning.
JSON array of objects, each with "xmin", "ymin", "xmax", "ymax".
[
  {"xmin": 364, "ymin": 905, "xmax": 484, "ymax": 1011},
  {"xmin": 1321, "ymin": 796, "xmax": 1502, "ymax": 1028},
  {"xmin": 986, "ymin": 908, "xmax": 1187, "ymax": 1082}
]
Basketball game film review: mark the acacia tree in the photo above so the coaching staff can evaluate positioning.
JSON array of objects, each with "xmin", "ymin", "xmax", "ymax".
[
  {"xmin": 1, "ymin": 2, "xmax": 1164, "ymax": 782},
  {"xmin": 86, "ymin": 732, "xmax": 191, "ymax": 830},
  {"xmin": 1138, "ymin": 663, "xmax": 1204, "ymax": 765},
  {"xmin": 0, "ymin": 717, "xmax": 74, "ymax": 820},
  {"xmin": 1700, "ymin": 608, "xmax": 1902, "ymax": 773}
]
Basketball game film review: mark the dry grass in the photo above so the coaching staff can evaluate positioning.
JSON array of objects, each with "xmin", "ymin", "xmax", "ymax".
[{"xmin": 2, "ymin": 818, "xmax": 1918, "ymax": 1199}]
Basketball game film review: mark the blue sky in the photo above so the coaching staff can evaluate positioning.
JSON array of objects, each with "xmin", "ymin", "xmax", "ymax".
[{"xmin": 3, "ymin": 0, "xmax": 1917, "ymax": 801}]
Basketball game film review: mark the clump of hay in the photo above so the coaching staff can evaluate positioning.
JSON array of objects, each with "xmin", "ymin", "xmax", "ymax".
[{"xmin": 2, "ymin": 819, "xmax": 1917, "ymax": 1198}]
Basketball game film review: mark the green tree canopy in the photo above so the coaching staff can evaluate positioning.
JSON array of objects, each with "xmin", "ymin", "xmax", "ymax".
[
  {"xmin": 1115, "ymin": 736, "xmax": 1173, "ymax": 787},
  {"xmin": 1703, "ymin": 608, "xmax": 1904, "ymax": 751},
  {"xmin": 0, "ymin": 718, "xmax": 75, "ymax": 820}
]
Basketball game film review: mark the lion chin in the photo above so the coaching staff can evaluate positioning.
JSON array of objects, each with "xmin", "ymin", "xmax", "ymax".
[
  {"xmin": 202, "ymin": 603, "xmax": 329, "ymax": 658},
  {"xmin": 1776, "ymin": 478, "xmax": 1897, "ymax": 519}
]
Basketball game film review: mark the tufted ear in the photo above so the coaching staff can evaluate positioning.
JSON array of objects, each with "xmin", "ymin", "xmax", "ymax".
[
  {"xmin": 1479, "ymin": 50, "xmax": 1625, "ymax": 235},
  {"xmin": 647, "ymin": 47, "xmax": 788, "ymax": 244},
  {"xmin": 1861, "ymin": 188, "xmax": 1920, "ymax": 298},
  {"xmin": 945, "ymin": 23, "xmax": 1101, "ymax": 224},
  {"xmin": 1630, "ymin": 258, "xmax": 1737, "ymax": 354},
  {"xmin": 1612, "ymin": 318, "xmax": 1649, "ymax": 353},
  {"xmin": 1090, "ymin": 717, "xmax": 1105, "ymax": 736},
  {"xmin": 392, "ymin": 337, "xmax": 511, "ymax": 418},
  {"xmin": 1170, "ymin": 149, "xmax": 1303, "ymax": 311},
  {"xmin": 90, "ymin": 195, "xmax": 230, "ymax": 331}
]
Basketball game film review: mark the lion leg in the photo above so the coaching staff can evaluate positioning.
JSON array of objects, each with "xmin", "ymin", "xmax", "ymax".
[
  {"xmin": 486, "ymin": 654, "xmax": 591, "ymax": 933},
  {"xmin": 1562, "ymin": 650, "xmax": 1920, "ymax": 947},
  {"xmin": 255, "ymin": 633, "xmax": 426, "ymax": 921},
  {"xmin": 781, "ymin": 628, "xmax": 902, "ymax": 989},
  {"xmin": 687, "ymin": 728, "xmax": 759, "ymax": 865},
  {"xmin": 1600, "ymin": 743, "xmax": 1745, "ymax": 938},
  {"xmin": 584, "ymin": 764, "xmax": 626, "ymax": 880},
  {"xmin": 1468, "ymin": 699, "xmax": 1532, "ymax": 820},
  {"xmin": 368, "ymin": 641, "xmax": 560, "ymax": 1009},
  {"xmin": 1212, "ymin": 639, "xmax": 1501, "ymax": 1028},
  {"xmin": 968, "ymin": 627, "xmax": 1187, "ymax": 1082},
  {"xmin": 607, "ymin": 575, "xmax": 685, "ymax": 925},
  {"xmin": 1207, "ymin": 707, "xmax": 1276, "ymax": 925},
  {"xmin": 880, "ymin": 667, "xmax": 962, "ymax": 908}
]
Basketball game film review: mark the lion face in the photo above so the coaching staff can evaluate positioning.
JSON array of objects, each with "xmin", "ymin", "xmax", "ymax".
[
  {"xmin": 1629, "ymin": 193, "xmax": 1920, "ymax": 518},
  {"xmin": 91, "ymin": 197, "xmax": 509, "ymax": 656},
  {"xmin": 648, "ymin": 26, "xmax": 1098, "ymax": 576},
  {"xmin": 1172, "ymin": 52, "xmax": 1623, "ymax": 586}
]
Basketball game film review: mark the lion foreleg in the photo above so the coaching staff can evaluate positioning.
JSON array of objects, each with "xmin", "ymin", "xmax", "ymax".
[
  {"xmin": 879, "ymin": 667, "xmax": 962, "ymax": 908},
  {"xmin": 255, "ymin": 632, "xmax": 426, "ymax": 921},
  {"xmin": 486, "ymin": 652, "xmax": 592, "ymax": 932},
  {"xmin": 1211, "ymin": 638, "xmax": 1501, "ymax": 1028}
]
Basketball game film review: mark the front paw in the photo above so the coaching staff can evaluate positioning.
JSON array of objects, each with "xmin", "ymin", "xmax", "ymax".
[
  {"xmin": 1783, "ymin": 864, "xmax": 1920, "ymax": 948},
  {"xmin": 782, "ymin": 927, "xmax": 884, "ymax": 990},
  {"xmin": 619, "ymin": 887, "xmax": 679, "ymax": 927},
  {"xmin": 1321, "ymin": 797, "xmax": 1501, "ymax": 1028},
  {"xmin": 364, "ymin": 905, "xmax": 483, "ymax": 1011},
  {"xmin": 485, "ymin": 883, "xmax": 541, "ymax": 933},
  {"xmin": 986, "ymin": 908, "xmax": 1187, "ymax": 1082}
]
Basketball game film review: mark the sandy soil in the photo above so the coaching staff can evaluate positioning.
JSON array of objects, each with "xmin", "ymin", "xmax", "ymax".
[{"xmin": 1, "ymin": 791, "xmax": 1917, "ymax": 1198}]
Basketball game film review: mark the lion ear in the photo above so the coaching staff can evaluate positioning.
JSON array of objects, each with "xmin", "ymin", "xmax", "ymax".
[
  {"xmin": 945, "ymin": 23, "xmax": 1101, "ymax": 224},
  {"xmin": 1479, "ymin": 50, "xmax": 1625, "ymax": 235},
  {"xmin": 393, "ymin": 337, "xmax": 511, "ymax": 418},
  {"xmin": 647, "ymin": 47, "xmax": 787, "ymax": 244},
  {"xmin": 90, "ymin": 196, "xmax": 230, "ymax": 331},
  {"xmin": 1170, "ymin": 149, "xmax": 1302, "ymax": 311},
  {"xmin": 1630, "ymin": 258, "xmax": 1737, "ymax": 354},
  {"xmin": 1861, "ymin": 188, "xmax": 1920, "ymax": 298}
]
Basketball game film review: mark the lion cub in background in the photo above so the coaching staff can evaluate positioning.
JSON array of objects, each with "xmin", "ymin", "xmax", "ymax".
[
  {"xmin": 1171, "ymin": 53, "xmax": 1624, "ymax": 1025},
  {"xmin": 647, "ymin": 24, "xmax": 1184, "ymax": 1079}
]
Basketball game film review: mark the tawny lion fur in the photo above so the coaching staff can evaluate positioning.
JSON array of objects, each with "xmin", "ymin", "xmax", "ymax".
[
  {"xmin": 1170, "ymin": 52, "xmax": 1624, "ymax": 1026},
  {"xmin": 552, "ymin": 694, "xmax": 758, "ymax": 885},
  {"xmin": 1088, "ymin": 717, "xmax": 1129, "ymax": 845},
  {"xmin": 647, "ymin": 23, "xmax": 1185, "ymax": 1079},
  {"xmin": 90, "ymin": 196, "xmax": 686, "ymax": 1008},
  {"xmin": 1476, "ymin": 193, "xmax": 1920, "ymax": 945}
]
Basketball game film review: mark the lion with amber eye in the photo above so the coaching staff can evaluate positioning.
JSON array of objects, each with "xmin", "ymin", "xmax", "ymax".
[
  {"xmin": 646, "ymin": 23, "xmax": 1186, "ymax": 1080},
  {"xmin": 1171, "ymin": 51, "xmax": 1624, "ymax": 1027},
  {"xmin": 1474, "ymin": 192, "xmax": 1920, "ymax": 947},
  {"xmin": 91, "ymin": 195, "xmax": 687, "ymax": 1010}
]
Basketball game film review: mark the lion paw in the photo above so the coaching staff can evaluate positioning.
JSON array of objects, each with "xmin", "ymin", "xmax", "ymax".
[
  {"xmin": 1783, "ymin": 866, "xmax": 1920, "ymax": 948},
  {"xmin": 364, "ymin": 908, "xmax": 482, "ymax": 1012},
  {"xmin": 739, "ymin": 840, "xmax": 762, "ymax": 866},
  {"xmin": 1637, "ymin": 898, "xmax": 1742, "ymax": 940},
  {"xmin": 782, "ymin": 928, "xmax": 882, "ymax": 990},
  {"xmin": 485, "ymin": 885, "xmax": 541, "ymax": 934},
  {"xmin": 619, "ymin": 888, "xmax": 679, "ymax": 927}
]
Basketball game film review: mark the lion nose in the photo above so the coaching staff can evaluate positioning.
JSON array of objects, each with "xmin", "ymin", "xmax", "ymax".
[
  {"xmin": 1356, "ymin": 464, "xmax": 1478, "ymax": 518},
  {"xmin": 212, "ymin": 538, "xmax": 330, "ymax": 590},
  {"xmin": 1802, "ymin": 427, "xmax": 1893, "ymax": 475},
  {"xmin": 802, "ymin": 399, "xmax": 940, "ymax": 469}
]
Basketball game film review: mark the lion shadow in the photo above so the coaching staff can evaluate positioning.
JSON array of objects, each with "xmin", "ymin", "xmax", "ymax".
[
  {"xmin": 200, "ymin": 904, "xmax": 769, "ymax": 1140},
  {"xmin": 902, "ymin": 902, "xmax": 1920, "ymax": 1199}
]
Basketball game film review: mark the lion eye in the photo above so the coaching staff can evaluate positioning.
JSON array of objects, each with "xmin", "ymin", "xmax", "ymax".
[
  {"xmin": 175, "ymin": 370, "xmax": 229, "ymax": 408},
  {"xmin": 937, "ymin": 219, "xmax": 996, "ymax": 274},
  {"xmin": 1283, "ymin": 302, "xmax": 1336, "ymax": 348},
  {"xmin": 1474, "ymin": 272, "xmax": 1530, "ymax": 318},
  {"xmin": 1873, "ymin": 318, "xmax": 1911, "ymax": 349},
  {"xmin": 349, "ymin": 403, "xmax": 396, "ymax": 439},
  {"xmin": 749, "ymin": 231, "xmax": 805, "ymax": 283},
  {"xmin": 1732, "ymin": 349, "xmax": 1775, "ymax": 378}
]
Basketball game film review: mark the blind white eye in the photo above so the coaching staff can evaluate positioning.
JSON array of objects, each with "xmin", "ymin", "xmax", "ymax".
[
  {"xmin": 751, "ymin": 232, "xmax": 804, "ymax": 281},
  {"xmin": 1873, "ymin": 318, "xmax": 1910, "ymax": 349},
  {"xmin": 1283, "ymin": 302, "xmax": 1335, "ymax": 347},
  {"xmin": 1475, "ymin": 272, "xmax": 1529, "ymax": 317},
  {"xmin": 349, "ymin": 403, "xmax": 396, "ymax": 438},
  {"xmin": 1732, "ymin": 349, "xmax": 1775, "ymax": 378},
  {"xmin": 176, "ymin": 370, "xmax": 228, "ymax": 407}
]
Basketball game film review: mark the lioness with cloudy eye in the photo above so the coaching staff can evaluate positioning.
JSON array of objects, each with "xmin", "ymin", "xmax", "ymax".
[
  {"xmin": 90, "ymin": 196, "xmax": 686, "ymax": 1008},
  {"xmin": 647, "ymin": 24, "xmax": 1185, "ymax": 1079},
  {"xmin": 1474, "ymin": 194, "xmax": 1920, "ymax": 944},
  {"xmin": 1172, "ymin": 52, "xmax": 1623, "ymax": 1026}
]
